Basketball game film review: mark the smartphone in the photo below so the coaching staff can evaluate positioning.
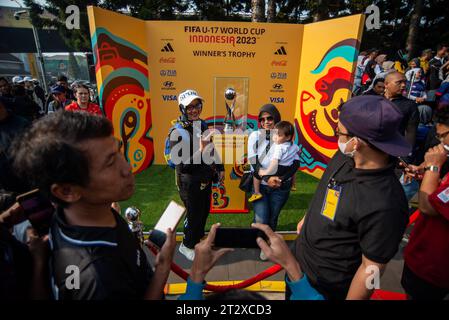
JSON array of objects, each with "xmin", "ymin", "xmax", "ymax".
[
  {"xmin": 147, "ymin": 201, "xmax": 186, "ymax": 248},
  {"xmin": 214, "ymin": 227, "xmax": 268, "ymax": 248},
  {"xmin": 398, "ymin": 157, "xmax": 410, "ymax": 168},
  {"xmin": 16, "ymin": 189, "xmax": 55, "ymax": 237}
]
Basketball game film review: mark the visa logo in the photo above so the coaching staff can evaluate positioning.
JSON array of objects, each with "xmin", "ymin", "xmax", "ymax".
[
  {"xmin": 162, "ymin": 95, "xmax": 177, "ymax": 101},
  {"xmin": 270, "ymin": 97, "xmax": 284, "ymax": 103}
]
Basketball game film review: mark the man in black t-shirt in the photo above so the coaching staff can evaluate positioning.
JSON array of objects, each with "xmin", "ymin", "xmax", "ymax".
[
  {"xmin": 384, "ymin": 71, "xmax": 419, "ymax": 155},
  {"xmin": 253, "ymin": 95, "xmax": 410, "ymax": 300},
  {"xmin": 12, "ymin": 111, "xmax": 177, "ymax": 300}
]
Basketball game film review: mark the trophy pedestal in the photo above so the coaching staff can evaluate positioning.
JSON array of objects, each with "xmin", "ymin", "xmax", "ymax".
[{"xmin": 210, "ymin": 133, "xmax": 248, "ymax": 213}]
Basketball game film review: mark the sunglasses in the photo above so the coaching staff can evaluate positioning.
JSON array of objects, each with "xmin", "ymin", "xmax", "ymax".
[
  {"xmin": 259, "ymin": 116, "xmax": 274, "ymax": 122},
  {"xmin": 186, "ymin": 103, "xmax": 202, "ymax": 111},
  {"xmin": 334, "ymin": 127, "xmax": 353, "ymax": 138},
  {"xmin": 435, "ymin": 130, "xmax": 449, "ymax": 141}
]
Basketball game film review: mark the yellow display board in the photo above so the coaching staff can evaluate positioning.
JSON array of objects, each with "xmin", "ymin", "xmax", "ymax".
[{"xmin": 87, "ymin": 6, "xmax": 364, "ymax": 212}]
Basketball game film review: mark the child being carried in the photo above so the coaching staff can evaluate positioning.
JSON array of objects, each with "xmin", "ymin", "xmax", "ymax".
[{"xmin": 249, "ymin": 121, "xmax": 300, "ymax": 202}]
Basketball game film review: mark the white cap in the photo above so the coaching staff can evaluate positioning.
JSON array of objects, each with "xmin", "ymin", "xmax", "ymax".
[
  {"xmin": 178, "ymin": 89, "xmax": 203, "ymax": 107},
  {"xmin": 23, "ymin": 76, "xmax": 33, "ymax": 82},
  {"xmin": 12, "ymin": 76, "xmax": 24, "ymax": 84}
]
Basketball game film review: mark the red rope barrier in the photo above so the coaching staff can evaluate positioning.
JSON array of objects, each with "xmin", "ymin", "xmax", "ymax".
[
  {"xmin": 146, "ymin": 242, "xmax": 282, "ymax": 292},
  {"xmin": 148, "ymin": 211, "xmax": 420, "ymax": 294}
]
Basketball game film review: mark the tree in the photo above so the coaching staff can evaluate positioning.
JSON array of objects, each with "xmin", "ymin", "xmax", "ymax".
[
  {"xmin": 251, "ymin": 0, "xmax": 265, "ymax": 22},
  {"xmin": 267, "ymin": 0, "xmax": 276, "ymax": 22},
  {"xmin": 67, "ymin": 52, "xmax": 82, "ymax": 80},
  {"xmin": 406, "ymin": 0, "xmax": 424, "ymax": 59}
]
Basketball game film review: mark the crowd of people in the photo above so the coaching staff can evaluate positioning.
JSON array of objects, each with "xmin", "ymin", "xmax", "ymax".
[{"xmin": 1, "ymin": 42, "xmax": 449, "ymax": 301}]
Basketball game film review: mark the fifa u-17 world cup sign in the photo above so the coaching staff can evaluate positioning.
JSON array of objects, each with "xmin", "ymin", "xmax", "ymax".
[{"xmin": 87, "ymin": 6, "xmax": 364, "ymax": 212}]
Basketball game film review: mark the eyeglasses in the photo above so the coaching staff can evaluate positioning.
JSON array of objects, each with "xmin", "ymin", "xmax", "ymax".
[
  {"xmin": 334, "ymin": 127, "xmax": 353, "ymax": 138},
  {"xmin": 186, "ymin": 103, "xmax": 202, "ymax": 111},
  {"xmin": 259, "ymin": 116, "xmax": 274, "ymax": 123},
  {"xmin": 435, "ymin": 130, "xmax": 449, "ymax": 141}
]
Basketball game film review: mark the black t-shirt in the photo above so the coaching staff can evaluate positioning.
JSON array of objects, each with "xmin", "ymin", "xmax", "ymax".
[
  {"xmin": 0, "ymin": 224, "xmax": 32, "ymax": 300},
  {"xmin": 50, "ymin": 208, "xmax": 154, "ymax": 300},
  {"xmin": 390, "ymin": 96, "xmax": 419, "ymax": 136},
  {"xmin": 294, "ymin": 151, "xmax": 408, "ymax": 300}
]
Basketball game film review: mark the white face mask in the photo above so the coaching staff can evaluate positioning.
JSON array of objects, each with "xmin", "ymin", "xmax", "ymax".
[
  {"xmin": 338, "ymin": 137, "xmax": 356, "ymax": 158},
  {"xmin": 444, "ymin": 144, "xmax": 449, "ymax": 153}
]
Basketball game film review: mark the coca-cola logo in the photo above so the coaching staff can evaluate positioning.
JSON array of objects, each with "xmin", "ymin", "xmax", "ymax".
[
  {"xmin": 271, "ymin": 60, "xmax": 287, "ymax": 67},
  {"xmin": 159, "ymin": 57, "xmax": 176, "ymax": 63}
]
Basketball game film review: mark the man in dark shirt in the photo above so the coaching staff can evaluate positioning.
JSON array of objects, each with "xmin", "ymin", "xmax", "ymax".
[
  {"xmin": 257, "ymin": 95, "xmax": 410, "ymax": 300},
  {"xmin": 427, "ymin": 44, "xmax": 448, "ymax": 91},
  {"xmin": 12, "ymin": 111, "xmax": 177, "ymax": 300},
  {"xmin": 384, "ymin": 71, "xmax": 419, "ymax": 154},
  {"xmin": 0, "ymin": 96, "xmax": 30, "ymax": 193}
]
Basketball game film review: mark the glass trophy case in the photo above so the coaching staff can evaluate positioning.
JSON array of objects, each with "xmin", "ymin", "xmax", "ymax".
[
  {"xmin": 213, "ymin": 77, "xmax": 249, "ymax": 133},
  {"xmin": 210, "ymin": 77, "xmax": 249, "ymax": 213}
]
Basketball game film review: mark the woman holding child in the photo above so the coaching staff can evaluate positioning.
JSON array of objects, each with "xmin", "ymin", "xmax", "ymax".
[{"xmin": 247, "ymin": 104, "xmax": 300, "ymax": 260}]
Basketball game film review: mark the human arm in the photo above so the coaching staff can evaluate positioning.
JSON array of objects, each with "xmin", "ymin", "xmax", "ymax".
[
  {"xmin": 144, "ymin": 228, "xmax": 177, "ymax": 299},
  {"xmin": 178, "ymin": 223, "xmax": 233, "ymax": 300},
  {"xmin": 345, "ymin": 255, "xmax": 386, "ymax": 300},
  {"xmin": 419, "ymin": 144, "xmax": 447, "ymax": 216},
  {"xmin": 252, "ymin": 223, "xmax": 302, "ymax": 282},
  {"xmin": 28, "ymin": 229, "xmax": 51, "ymax": 299},
  {"xmin": 259, "ymin": 158, "xmax": 279, "ymax": 176}
]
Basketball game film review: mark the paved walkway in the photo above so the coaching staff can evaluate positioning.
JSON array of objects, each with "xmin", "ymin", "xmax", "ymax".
[{"xmin": 147, "ymin": 238, "xmax": 409, "ymax": 299}]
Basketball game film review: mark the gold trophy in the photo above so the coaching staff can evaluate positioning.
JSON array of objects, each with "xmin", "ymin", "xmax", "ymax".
[{"xmin": 223, "ymin": 87, "xmax": 236, "ymax": 133}]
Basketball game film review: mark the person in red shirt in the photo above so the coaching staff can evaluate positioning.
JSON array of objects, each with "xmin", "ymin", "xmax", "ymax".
[
  {"xmin": 65, "ymin": 83, "xmax": 102, "ymax": 116},
  {"xmin": 402, "ymin": 105, "xmax": 449, "ymax": 300}
]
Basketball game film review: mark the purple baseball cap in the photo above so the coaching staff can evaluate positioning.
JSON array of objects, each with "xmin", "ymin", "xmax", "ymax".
[{"xmin": 339, "ymin": 95, "xmax": 411, "ymax": 157}]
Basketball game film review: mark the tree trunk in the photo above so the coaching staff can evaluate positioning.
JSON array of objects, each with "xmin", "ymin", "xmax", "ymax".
[
  {"xmin": 267, "ymin": 0, "xmax": 276, "ymax": 23},
  {"xmin": 251, "ymin": 0, "xmax": 265, "ymax": 22},
  {"xmin": 312, "ymin": 0, "xmax": 328, "ymax": 22},
  {"xmin": 406, "ymin": 0, "xmax": 424, "ymax": 59}
]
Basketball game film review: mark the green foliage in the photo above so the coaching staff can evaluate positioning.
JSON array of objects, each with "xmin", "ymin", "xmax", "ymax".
[
  {"xmin": 119, "ymin": 165, "xmax": 318, "ymax": 232},
  {"xmin": 23, "ymin": 0, "xmax": 449, "ymax": 71}
]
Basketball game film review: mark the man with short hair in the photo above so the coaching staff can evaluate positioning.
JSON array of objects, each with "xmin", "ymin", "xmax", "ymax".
[
  {"xmin": 287, "ymin": 95, "xmax": 410, "ymax": 300},
  {"xmin": 384, "ymin": 71, "xmax": 419, "ymax": 151},
  {"xmin": 12, "ymin": 111, "xmax": 176, "ymax": 300},
  {"xmin": 428, "ymin": 44, "xmax": 448, "ymax": 91},
  {"xmin": 0, "ymin": 77, "xmax": 13, "ymax": 98},
  {"xmin": 47, "ymin": 85, "xmax": 70, "ymax": 114},
  {"xmin": 363, "ymin": 78, "xmax": 385, "ymax": 96}
]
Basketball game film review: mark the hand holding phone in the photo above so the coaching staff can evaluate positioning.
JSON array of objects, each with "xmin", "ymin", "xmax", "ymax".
[
  {"xmin": 16, "ymin": 189, "xmax": 54, "ymax": 237},
  {"xmin": 147, "ymin": 201, "xmax": 185, "ymax": 248},
  {"xmin": 214, "ymin": 227, "xmax": 268, "ymax": 248}
]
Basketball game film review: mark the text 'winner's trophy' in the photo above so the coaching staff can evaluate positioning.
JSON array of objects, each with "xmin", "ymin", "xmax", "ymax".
[
  {"xmin": 223, "ymin": 87, "xmax": 236, "ymax": 133},
  {"xmin": 125, "ymin": 206, "xmax": 144, "ymax": 246}
]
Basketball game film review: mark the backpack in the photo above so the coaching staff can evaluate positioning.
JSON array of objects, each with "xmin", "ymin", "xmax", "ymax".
[{"xmin": 164, "ymin": 119, "xmax": 208, "ymax": 169}]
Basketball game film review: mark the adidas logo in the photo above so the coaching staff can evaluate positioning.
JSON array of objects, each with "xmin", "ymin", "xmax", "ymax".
[
  {"xmin": 274, "ymin": 46, "xmax": 287, "ymax": 55},
  {"xmin": 161, "ymin": 43, "xmax": 174, "ymax": 52}
]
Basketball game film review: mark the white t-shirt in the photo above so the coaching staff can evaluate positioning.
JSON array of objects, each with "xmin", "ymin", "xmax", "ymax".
[
  {"xmin": 271, "ymin": 142, "xmax": 300, "ymax": 166},
  {"xmin": 248, "ymin": 130, "xmax": 300, "ymax": 184}
]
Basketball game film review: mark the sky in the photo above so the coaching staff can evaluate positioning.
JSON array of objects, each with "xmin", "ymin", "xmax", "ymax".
[{"xmin": 0, "ymin": 0, "xmax": 46, "ymax": 8}]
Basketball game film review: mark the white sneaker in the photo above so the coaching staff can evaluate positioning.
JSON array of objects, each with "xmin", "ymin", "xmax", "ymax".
[
  {"xmin": 259, "ymin": 250, "xmax": 268, "ymax": 261},
  {"xmin": 179, "ymin": 243, "xmax": 195, "ymax": 261}
]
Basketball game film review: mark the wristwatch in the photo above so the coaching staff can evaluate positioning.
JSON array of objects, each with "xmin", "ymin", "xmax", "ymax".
[{"xmin": 425, "ymin": 165, "xmax": 440, "ymax": 172}]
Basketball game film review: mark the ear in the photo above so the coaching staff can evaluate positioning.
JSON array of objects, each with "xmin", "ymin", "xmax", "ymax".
[{"xmin": 50, "ymin": 183, "xmax": 82, "ymax": 204}]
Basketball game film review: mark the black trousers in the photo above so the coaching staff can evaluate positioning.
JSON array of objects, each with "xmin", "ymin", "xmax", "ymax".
[
  {"xmin": 178, "ymin": 176, "xmax": 212, "ymax": 249},
  {"xmin": 401, "ymin": 264, "xmax": 449, "ymax": 300}
]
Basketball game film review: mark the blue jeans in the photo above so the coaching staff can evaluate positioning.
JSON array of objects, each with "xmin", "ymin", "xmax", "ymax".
[
  {"xmin": 400, "ymin": 173, "xmax": 419, "ymax": 202},
  {"xmin": 253, "ymin": 181, "xmax": 291, "ymax": 231}
]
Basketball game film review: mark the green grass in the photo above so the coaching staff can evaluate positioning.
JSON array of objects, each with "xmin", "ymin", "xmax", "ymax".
[{"xmin": 120, "ymin": 165, "xmax": 319, "ymax": 232}]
